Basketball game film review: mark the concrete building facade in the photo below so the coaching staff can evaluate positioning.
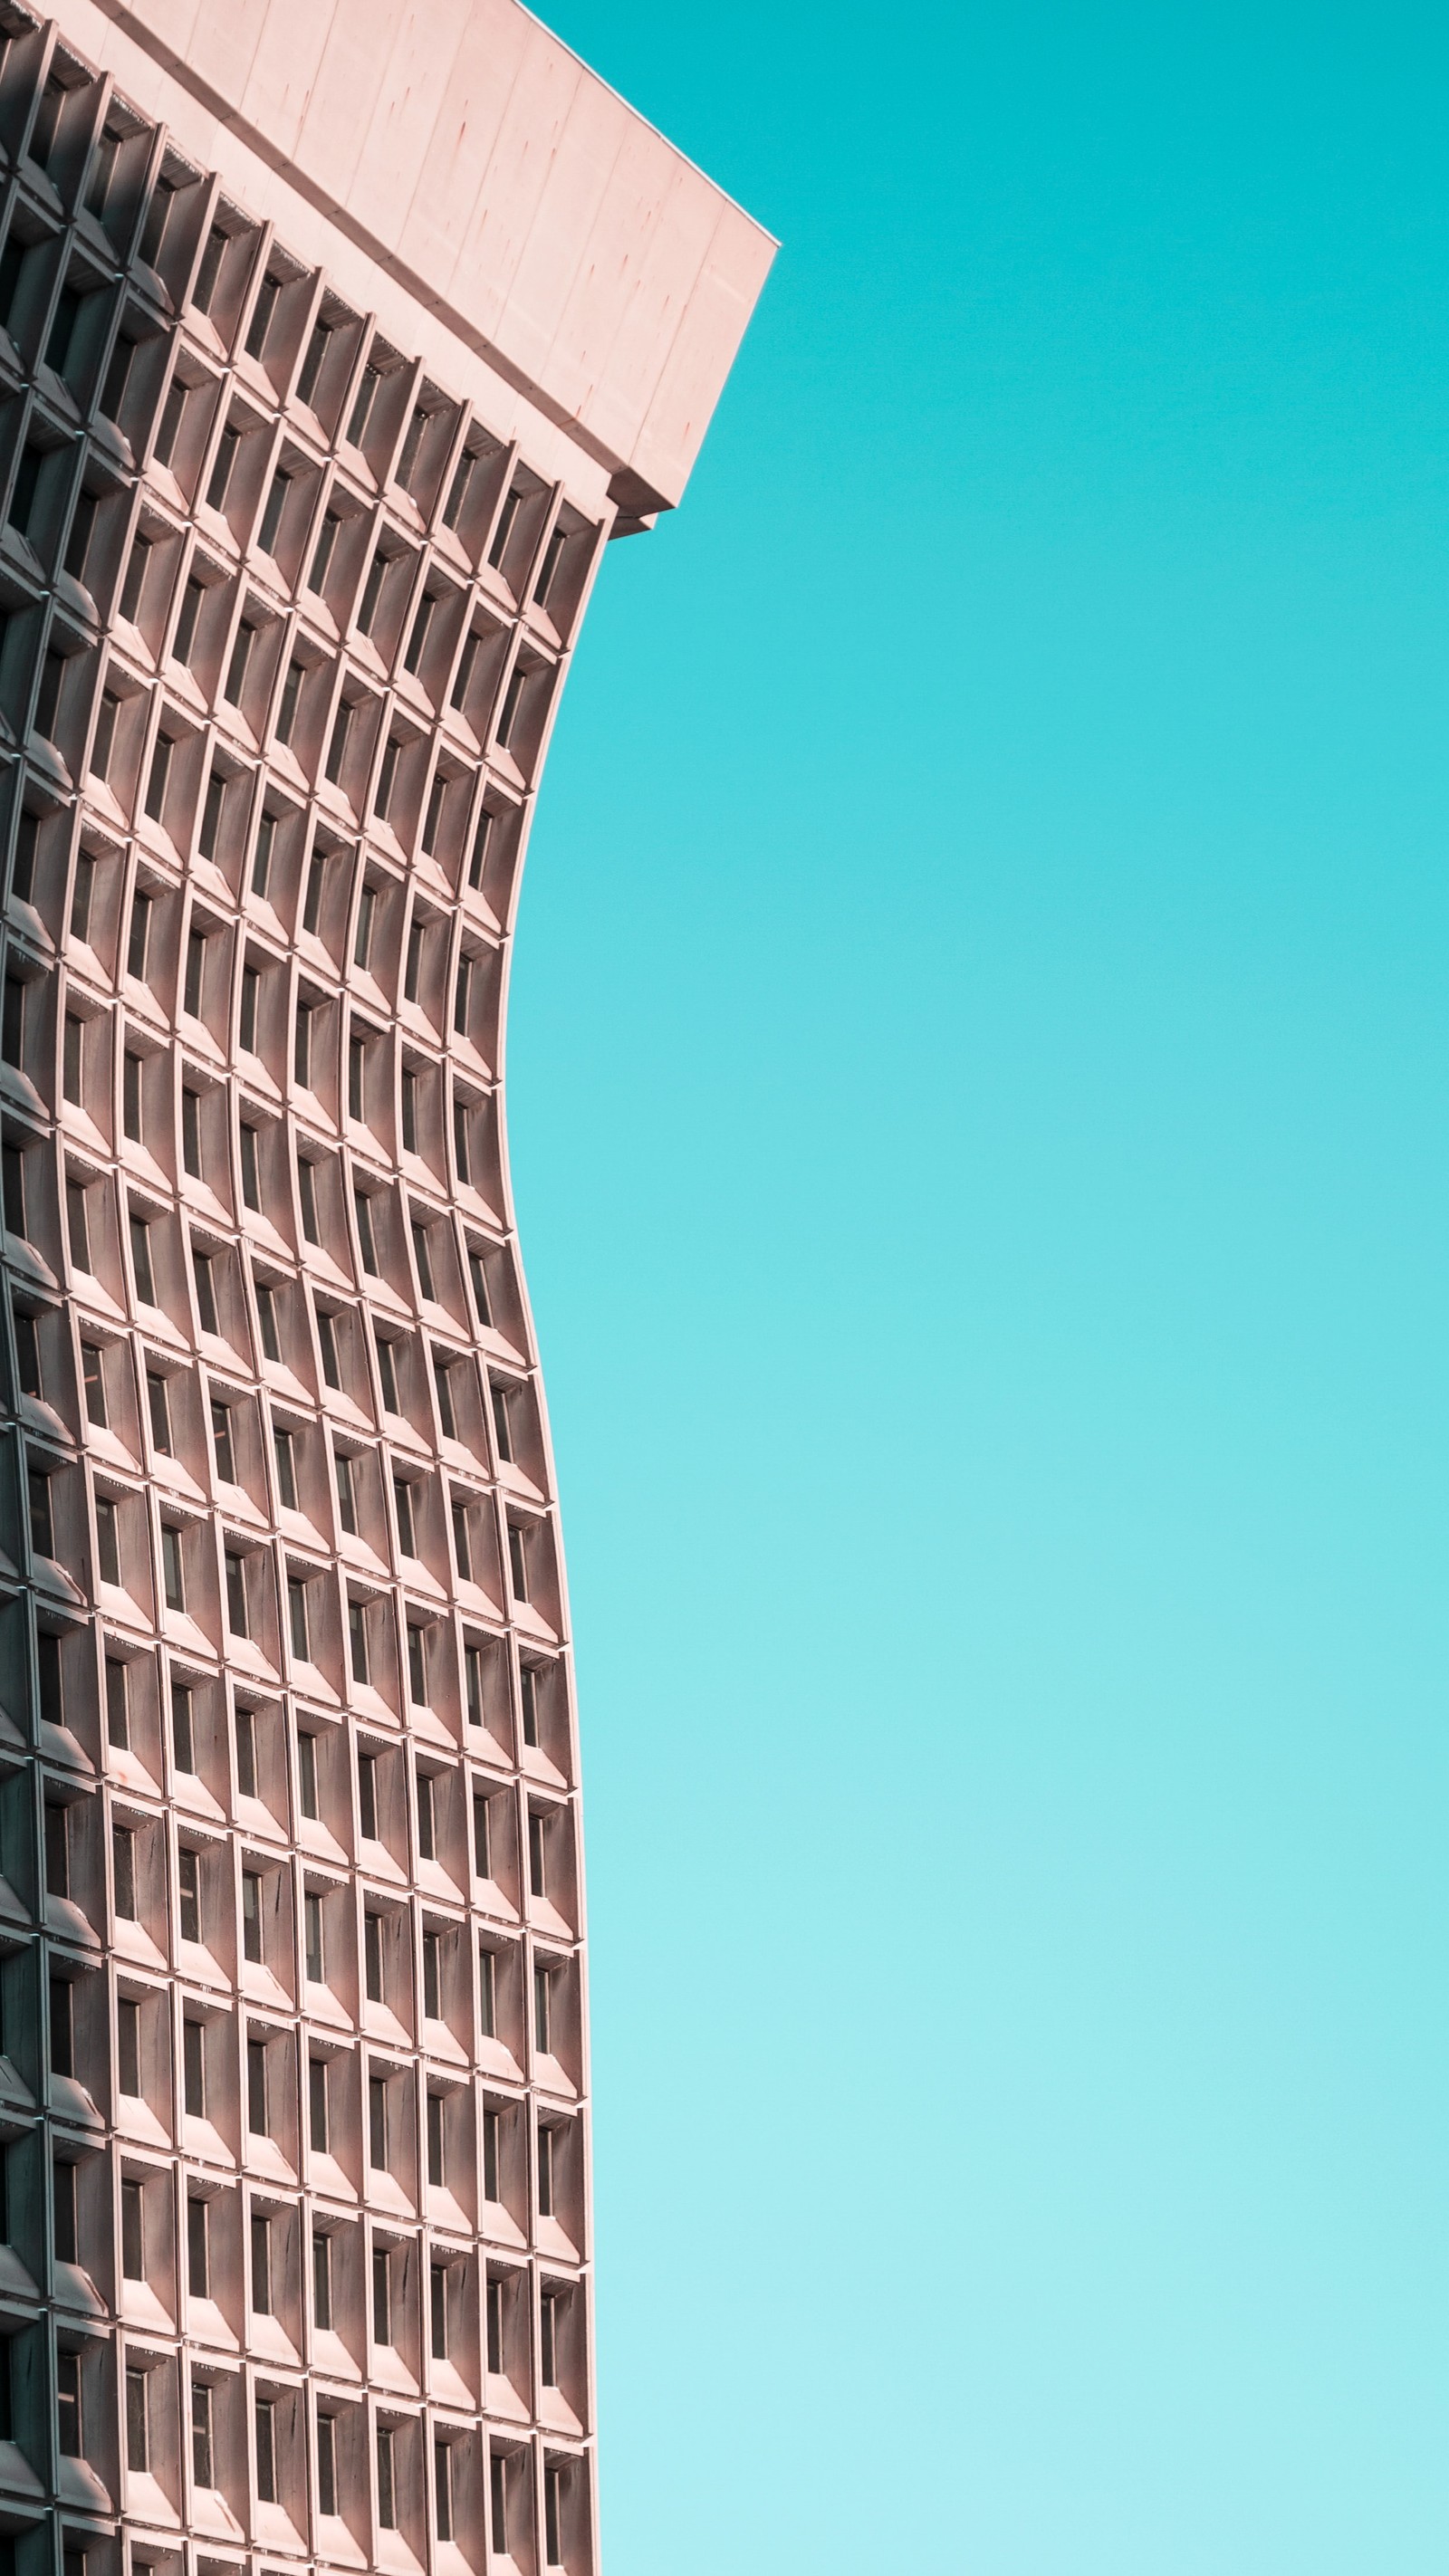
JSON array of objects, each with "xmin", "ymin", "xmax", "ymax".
[{"xmin": 0, "ymin": 8, "xmax": 770, "ymax": 2574}]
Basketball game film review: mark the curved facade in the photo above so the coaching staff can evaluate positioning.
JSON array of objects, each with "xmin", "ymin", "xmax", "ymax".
[{"xmin": 0, "ymin": 11, "xmax": 771, "ymax": 2576}]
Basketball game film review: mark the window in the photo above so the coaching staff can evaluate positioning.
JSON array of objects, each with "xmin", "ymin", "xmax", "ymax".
[
  {"xmin": 273, "ymin": 1426, "xmax": 297, "ymax": 1510},
  {"xmin": 226, "ymin": 618, "xmax": 254, "ymax": 705},
  {"xmin": 160, "ymin": 1522, "xmax": 184, "ymax": 1608},
  {"xmin": 153, "ymin": 377, "xmax": 187, "ymax": 468},
  {"xmin": 211, "ymin": 1400, "xmax": 235, "ymax": 1483},
  {"xmin": 206, "ymin": 423, "xmax": 242, "ymax": 512},
  {"xmin": 468, "ymin": 806, "xmax": 493, "ymax": 893},
  {"xmin": 193, "ymin": 1245, "xmax": 218, "ymax": 1336},
  {"xmin": 24, "ymin": 1462, "xmax": 50, "ymax": 1556},
  {"xmin": 508, "ymin": 1522, "xmax": 529, "ymax": 1601},
  {"xmin": 349, "ymin": 1599, "xmax": 369, "ymax": 1685},
  {"xmin": 435, "ymin": 1355, "xmax": 457, "ymax": 1441},
  {"xmin": 374, "ymin": 735, "xmax": 400, "ymax": 820},
  {"xmin": 325, "ymin": 696, "xmax": 352, "ymax": 784},
  {"xmin": 34, "ymin": 644, "xmax": 64, "ymax": 740},
  {"xmin": 257, "ymin": 1283, "xmax": 282, "ymax": 1362},
  {"xmin": 354, "ymin": 1188, "xmax": 379, "ymax": 1274},
  {"xmin": 240, "ymin": 1123, "xmax": 261, "ymax": 1211},
  {"xmin": 288, "ymin": 1575, "xmax": 310, "ymax": 1661},
  {"xmin": 369, "ymin": 2073, "xmax": 388, "ymax": 2169},
  {"xmin": 404, "ymin": 919, "xmax": 424, "ymax": 1002},
  {"xmin": 357, "ymin": 547, "xmax": 387, "ymax": 634},
  {"xmin": 174, "ymin": 574, "xmax": 205, "ymax": 665},
  {"xmin": 376, "ymin": 2423, "xmax": 396, "ymax": 2529},
  {"xmin": 417, "ymin": 1776, "xmax": 437, "ymax": 1864},
  {"xmin": 540, "ymin": 2286, "xmax": 560, "ymax": 2385},
  {"xmin": 334, "ymin": 1450, "xmax": 357, "ymax": 1534},
  {"xmin": 411, "ymin": 1219, "xmax": 435, "ymax": 1303},
  {"xmin": 254, "ymin": 2395, "xmax": 276, "ymax": 2504},
  {"xmin": 304, "ymin": 1890, "xmax": 324, "ymax": 1982},
  {"xmin": 479, "ymin": 1943, "xmax": 496, "ymax": 2037},
  {"xmin": 106, "ymin": 1656, "xmax": 130, "ymax": 1750},
  {"xmin": 363, "ymin": 1910, "xmax": 384, "ymax": 2002},
  {"xmin": 377, "ymin": 1335, "xmax": 400, "ymax": 1414},
  {"xmin": 485, "ymin": 2274, "xmax": 502, "ymax": 2371},
  {"xmin": 183, "ymin": 2016, "xmax": 205, "ymax": 2112},
  {"xmin": 427, "ymin": 2088, "xmax": 445, "ymax": 2186},
  {"xmin": 44, "ymin": 1799, "xmax": 68, "ymax": 1898},
  {"xmin": 198, "ymin": 768, "xmax": 226, "ymax": 867},
  {"xmin": 545, "ymin": 2461, "xmax": 565, "ymax": 2567},
  {"xmin": 302, "ymin": 848, "xmax": 325, "ymax": 935},
  {"xmin": 405, "ymin": 591, "xmax": 435, "ymax": 674},
  {"xmin": 422, "ymin": 1926, "xmax": 441, "ymax": 2015},
  {"xmin": 537, "ymin": 2122, "xmax": 557, "ymax": 2217},
  {"xmin": 193, "ymin": 223, "xmax": 226, "ymax": 313},
  {"xmin": 147, "ymin": 1370, "xmax": 172, "ymax": 1453},
  {"xmin": 144, "ymin": 730, "xmax": 173, "ymax": 823},
  {"xmin": 309, "ymin": 510, "xmax": 341, "ymax": 593},
  {"xmin": 393, "ymin": 1476, "xmax": 416, "ymax": 1559},
  {"xmin": 408, "ymin": 1623, "xmax": 428, "ymax": 1706},
  {"xmin": 121, "ymin": 2177, "xmax": 144, "ymax": 2277},
  {"xmin": 259, "ymin": 469, "xmax": 290, "ymax": 554},
  {"xmin": 96, "ymin": 1495, "xmax": 120, "ymax": 1587},
  {"xmin": 497, "ymin": 663, "xmax": 527, "ymax": 747},
  {"xmin": 534, "ymin": 1959, "xmax": 553, "ymax": 2055},
  {"xmin": 435, "ymin": 2439, "xmax": 454, "ymax": 2542},
  {"xmin": 489, "ymin": 2450, "xmax": 509, "ymax": 2555},
  {"xmin": 235, "ymin": 1706, "xmax": 257, "ymax": 1799},
  {"xmin": 121, "ymin": 1048, "xmax": 143, "ymax": 1141},
  {"xmin": 14, "ymin": 1309, "xmax": 40, "ymax": 1396},
  {"xmin": 421, "ymin": 769, "xmax": 446, "ymax": 855},
  {"xmin": 492, "ymin": 1382, "xmax": 514, "ymax": 1462},
  {"xmin": 117, "ymin": 1993, "xmax": 140, "ymax": 2097},
  {"xmin": 182, "ymin": 1087, "xmax": 202, "ymax": 1176},
  {"xmin": 178, "ymin": 1848, "xmax": 201, "ymax": 1945},
  {"xmin": 468, "ymin": 1246, "xmax": 493, "ymax": 1328},
  {"xmin": 316, "ymin": 2408, "xmax": 338, "ymax": 2514},
  {"xmin": 251, "ymin": 2209, "xmax": 271, "ymax": 2313},
  {"xmin": 187, "ymin": 2196, "xmax": 208, "ymax": 2298},
  {"xmin": 489, "ymin": 484, "xmax": 523, "ymax": 569},
  {"xmin": 252, "ymin": 809, "xmax": 277, "ymax": 897},
  {"xmin": 226, "ymin": 1549, "xmax": 248, "ymax": 1635},
  {"xmin": 536, "ymin": 522, "xmax": 568, "ymax": 608},
  {"xmin": 7, "ymin": 445, "xmax": 41, "ymax": 536},
  {"xmin": 171, "ymin": 1680, "xmax": 194, "ymax": 1772},
  {"xmin": 57, "ymin": 2352, "xmax": 82, "ymax": 2456},
  {"xmin": 401, "ymin": 1067, "xmax": 417, "ymax": 1153},
  {"xmin": 309, "ymin": 2055, "xmax": 329, "ymax": 2152},
  {"xmin": 126, "ymin": 2364, "xmax": 148, "ymax": 2470},
  {"xmin": 453, "ymin": 1098, "xmax": 471, "ymax": 1183},
  {"xmin": 12, "ymin": 808, "xmax": 37, "ymax": 900},
  {"xmin": 247, "ymin": 2035, "xmax": 267, "ymax": 2134},
  {"xmin": 246, "ymin": 269, "xmax": 282, "ymax": 359},
  {"xmin": 449, "ymin": 628, "xmax": 479, "ymax": 712},
  {"xmin": 348, "ymin": 360, "xmax": 383, "ymax": 448},
  {"xmin": 520, "ymin": 1665, "xmax": 541, "ymax": 1749},
  {"xmin": 53, "ymin": 2158, "xmax": 77, "ymax": 2262},
  {"xmin": 239, "ymin": 962, "xmax": 261, "ymax": 1052},
  {"xmin": 444, "ymin": 448, "xmax": 476, "ymax": 531},
  {"xmin": 70, "ymin": 852, "xmax": 95, "ymax": 942},
  {"xmin": 276, "ymin": 656, "xmax": 303, "ymax": 744},
  {"xmin": 354, "ymin": 881, "xmax": 377, "ymax": 969},
  {"xmin": 348, "ymin": 1029, "xmax": 366, "ymax": 1119},
  {"xmin": 357, "ymin": 1750, "xmax": 378, "ymax": 1840},
  {"xmin": 113, "ymin": 1824, "xmax": 136, "ymax": 1919},
  {"xmin": 298, "ymin": 1730, "xmax": 319, "ymax": 1818},
  {"xmin": 293, "ymin": 1000, "xmax": 312, "ymax": 1087},
  {"xmin": 184, "ymin": 927, "xmax": 206, "ymax": 1017},
  {"xmin": 297, "ymin": 318, "xmax": 331, "ymax": 407},
  {"xmin": 130, "ymin": 1210, "xmax": 156, "ymax": 1304},
  {"xmin": 242, "ymin": 1870, "xmax": 263, "ymax": 1962},
  {"xmin": 191, "ymin": 2381, "xmax": 213, "ymax": 2487},
  {"xmin": 91, "ymin": 688, "xmax": 120, "ymax": 780},
  {"xmin": 465, "ymin": 1645, "xmax": 485, "ymax": 1730},
  {"xmin": 454, "ymin": 953, "xmax": 472, "ymax": 1034},
  {"xmin": 473, "ymin": 1792, "xmax": 491, "ymax": 1882},
  {"xmin": 298, "ymin": 1156, "xmax": 320, "ymax": 1244},
  {"xmin": 529, "ymin": 1809, "xmax": 547, "ymax": 1898},
  {"xmin": 483, "ymin": 2105, "xmax": 501, "ymax": 2201},
  {"xmin": 312, "ymin": 2228, "xmax": 331, "ymax": 2329}
]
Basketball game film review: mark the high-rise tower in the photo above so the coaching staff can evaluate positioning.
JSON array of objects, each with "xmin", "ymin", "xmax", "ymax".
[{"xmin": 0, "ymin": 9, "xmax": 770, "ymax": 2574}]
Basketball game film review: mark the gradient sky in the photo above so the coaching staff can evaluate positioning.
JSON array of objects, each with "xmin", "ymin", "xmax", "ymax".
[{"xmin": 504, "ymin": 5, "xmax": 1449, "ymax": 2569}]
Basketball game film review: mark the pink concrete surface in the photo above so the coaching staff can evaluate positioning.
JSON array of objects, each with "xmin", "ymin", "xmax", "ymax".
[{"xmin": 87, "ymin": 0, "xmax": 776, "ymax": 514}]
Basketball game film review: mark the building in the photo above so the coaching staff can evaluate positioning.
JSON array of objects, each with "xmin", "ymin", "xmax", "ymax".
[{"xmin": 0, "ymin": 8, "xmax": 772, "ymax": 2575}]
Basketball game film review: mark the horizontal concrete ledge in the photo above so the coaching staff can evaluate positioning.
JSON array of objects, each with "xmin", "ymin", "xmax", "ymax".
[{"xmin": 86, "ymin": 0, "xmax": 776, "ymax": 516}]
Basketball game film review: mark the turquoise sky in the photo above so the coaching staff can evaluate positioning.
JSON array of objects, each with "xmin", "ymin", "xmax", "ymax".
[{"xmin": 508, "ymin": 5, "xmax": 1449, "ymax": 2569}]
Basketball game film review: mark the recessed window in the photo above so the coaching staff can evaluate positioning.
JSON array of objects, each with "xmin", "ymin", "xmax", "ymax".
[
  {"xmin": 316, "ymin": 2408, "xmax": 338, "ymax": 2514},
  {"xmin": 417, "ymin": 1776, "xmax": 437, "ymax": 1863},
  {"xmin": 211, "ymin": 1400, "xmax": 235, "ymax": 1484},
  {"xmin": 276, "ymin": 657, "xmax": 303, "ymax": 745},
  {"xmin": 97, "ymin": 1495, "xmax": 121, "ymax": 1586},
  {"xmin": 113, "ymin": 1824, "xmax": 136, "ymax": 1919},
  {"xmin": 350, "ymin": 1598, "xmax": 369, "ymax": 1685},
  {"xmin": 173, "ymin": 574, "xmax": 205, "ymax": 666},
  {"xmin": 252, "ymin": 809, "xmax": 277, "ymax": 896},
  {"xmin": 312, "ymin": 2227, "xmax": 332, "ymax": 2329},
  {"xmin": 473, "ymin": 1792, "xmax": 491, "ymax": 1882},
  {"xmin": 489, "ymin": 484, "xmax": 522, "ymax": 569},
  {"xmin": 369, "ymin": 2073, "xmax": 388, "ymax": 2170},
  {"xmin": 357, "ymin": 1749, "xmax": 378, "ymax": 1841},
  {"xmin": 190, "ymin": 2380, "xmax": 213, "ymax": 2487},
  {"xmin": 483, "ymin": 2106, "xmax": 501, "ymax": 2202},
  {"xmin": 258, "ymin": 469, "xmax": 289, "ymax": 555},
  {"xmin": 187, "ymin": 2196, "xmax": 208, "ymax": 2298},
  {"xmin": 206, "ymin": 422, "xmax": 243, "ymax": 512},
  {"xmin": 309, "ymin": 2056, "xmax": 329, "ymax": 2152},
  {"xmin": 122, "ymin": 1050, "xmax": 143, "ymax": 1142},
  {"xmin": 422, "ymin": 1921, "xmax": 441, "ymax": 2006},
  {"xmin": 304, "ymin": 1889, "xmax": 323, "ymax": 1981},
  {"xmin": 485, "ymin": 2274, "xmax": 502, "ymax": 2370},
  {"xmin": 118, "ymin": 1995, "xmax": 140, "ymax": 2095},
  {"xmin": 478, "ymin": 1943, "xmax": 496, "ymax": 2037},
  {"xmin": 287, "ymin": 1575, "xmax": 310, "ymax": 1662},
  {"xmin": 254, "ymin": 2394, "xmax": 276, "ymax": 2503},
  {"xmin": 183, "ymin": 2015, "xmax": 205, "ymax": 2110},
  {"xmin": 240, "ymin": 1123, "xmax": 261, "ymax": 1211},
  {"xmin": 297, "ymin": 318, "xmax": 331, "ymax": 408},
  {"xmin": 106, "ymin": 1657, "xmax": 129, "ymax": 1750},
  {"xmin": 226, "ymin": 1549, "xmax": 248, "ymax": 1636},
  {"xmin": 520, "ymin": 1665, "xmax": 541, "ymax": 1749},
  {"xmin": 182, "ymin": 1087, "xmax": 202, "ymax": 1177},
  {"xmin": 81, "ymin": 1342, "xmax": 105, "ymax": 1426},
  {"xmin": 256, "ymin": 1282, "xmax": 282, "ymax": 1362},
  {"xmin": 376, "ymin": 2423, "xmax": 396, "ymax": 2530},
  {"xmin": 147, "ymin": 1369, "xmax": 171, "ymax": 1454},
  {"xmin": 534, "ymin": 1959, "xmax": 552, "ymax": 2055},
  {"xmin": 171, "ymin": 1679, "xmax": 194, "ymax": 1773},
  {"xmin": 246, "ymin": 269, "xmax": 282, "ymax": 360},
  {"xmin": 393, "ymin": 1475, "xmax": 416, "ymax": 1559},
  {"xmin": 178, "ymin": 1849, "xmax": 201, "ymax": 1944},
  {"xmin": 251, "ymin": 2208, "xmax": 272, "ymax": 2313},
  {"xmin": 489, "ymin": 2449, "xmax": 509, "ymax": 2554},
  {"xmin": 193, "ymin": 223, "xmax": 226, "ymax": 314},
  {"xmin": 247, "ymin": 2035, "xmax": 268, "ymax": 2134},
  {"xmin": 363, "ymin": 1910, "xmax": 383, "ymax": 2002},
  {"xmin": 298, "ymin": 1729, "xmax": 319, "ymax": 1818},
  {"xmin": 242, "ymin": 1869, "xmax": 262, "ymax": 1962},
  {"xmin": 226, "ymin": 618, "xmax": 255, "ymax": 705}
]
